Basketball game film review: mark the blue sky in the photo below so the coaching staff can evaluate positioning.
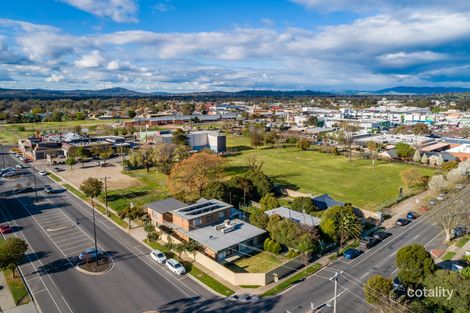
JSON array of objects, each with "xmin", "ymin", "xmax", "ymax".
[{"xmin": 1, "ymin": 0, "xmax": 470, "ymax": 92}]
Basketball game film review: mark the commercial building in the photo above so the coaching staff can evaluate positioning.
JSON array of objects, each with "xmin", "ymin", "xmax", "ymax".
[
  {"xmin": 139, "ymin": 130, "xmax": 227, "ymax": 153},
  {"xmin": 146, "ymin": 198, "xmax": 266, "ymax": 262}
]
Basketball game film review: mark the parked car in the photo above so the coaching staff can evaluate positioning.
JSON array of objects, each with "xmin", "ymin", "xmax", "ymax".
[
  {"xmin": 429, "ymin": 200, "xmax": 436, "ymax": 206},
  {"xmin": 436, "ymin": 194, "xmax": 445, "ymax": 201},
  {"xmin": 343, "ymin": 248, "xmax": 362, "ymax": 260},
  {"xmin": 0, "ymin": 224, "xmax": 12, "ymax": 234},
  {"xmin": 44, "ymin": 185, "xmax": 53, "ymax": 193},
  {"xmin": 166, "ymin": 258, "xmax": 186, "ymax": 275},
  {"xmin": 396, "ymin": 218, "xmax": 411, "ymax": 226},
  {"xmin": 373, "ymin": 230, "xmax": 392, "ymax": 240},
  {"xmin": 78, "ymin": 248, "xmax": 103, "ymax": 261},
  {"xmin": 393, "ymin": 277, "xmax": 406, "ymax": 293},
  {"xmin": 150, "ymin": 249, "xmax": 167, "ymax": 264},
  {"xmin": 0, "ymin": 168, "xmax": 16, "ymax": 175},
  {"xmin": 15, "ymin": 164, "xmax": 24, "ymax": 169},
  {"xmin": 53, "ymin": 167, "xmax": 63, "ymax": 172},
  {"xmin": 451, "ymin": 260, "xmax": 468, "ymax": 272},
  {"xmin": 406, "ymin": 211, "xmax": 419, "ymax": 220},
  {"xmin": 452, "ymin": 226, "xmax": 468, "ymax": 238},
  {"xmin": 360, "ymin": 237, "xmax": 381, "ymax": 249},
  {"xmin": 38, "ymin": 170, "xmax": 48, "ymax": 176},
  {"xmin": 226, "ymin": 295, "xmax": 241, "ymax": 302},
  {"xmin": 2, "ymin": 172, "xmax": 17, "ymax": 178}
]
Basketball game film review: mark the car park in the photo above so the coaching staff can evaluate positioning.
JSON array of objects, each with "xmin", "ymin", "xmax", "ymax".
[
  {"xmin": 343, "ymin": 248, "xmax": 362, "ymax": 260},
  {"xmin": 166, "ymin": 258, "xmax": 186, "ymax": 275},
  {"xmin": 373, "ymin": 230, "xmax": 392, "ymax": 240},
  {"xmin": 406, "ymin": 211, "xmax": 419, "ymax": 219},
  {"xmin": 359, "ymin": 237, "xmax": 381, "ymax": 249},
  {"xmin": 0, "ymin": 224, "xmax": 12, "ymax": 234},
  {"xmin": 44, "ymin": 185, "xmax": 53, "ymax": 193},
  {"xmin": 150, "ymin": 249, "xmax": 167, "ymax": 264},
  {"xmin": 396, "ymin": 218, "xmax": 411, "ymax": 226},
  {"xmin": 38, "ymin": 170, "xmax": 48, "ymax": 176},
  {"xmin": 78, "ymin": 248, "xmax": 103, "ymax": 261}
]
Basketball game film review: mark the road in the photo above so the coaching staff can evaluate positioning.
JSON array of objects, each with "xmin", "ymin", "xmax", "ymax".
[
  {"xmin": 0, "ymin": 150, "xmax": 446, "ymax": 313},
  {"xmin": 0, "ymin": 152, "xmax": 280, "ymax": 313}
]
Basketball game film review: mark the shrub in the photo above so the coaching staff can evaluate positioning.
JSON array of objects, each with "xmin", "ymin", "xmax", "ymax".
[
  {"xmin": 272, "ymin": 242, "xmax": 281, "ymax": 254},
  {"xmin": 264, "ymin": 238, "xmax": 272, "ymax": 251},
  {"xmin": 147, "ymin": 231, "xmax": 159, "ymax": 242},
  {"xmin": 442, "ymin": 160, "xmax": 458, "ymax": 171},
  {"xmin": 267, "ymin": 240, "xmax": 276, "ymax": 253}
]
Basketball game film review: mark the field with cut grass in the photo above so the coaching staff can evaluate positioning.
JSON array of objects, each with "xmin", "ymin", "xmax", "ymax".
[
  {"xmin": 225, "ymin": 135, "xmax": 435, "ymax": 211},
  {"xmin": 228, "ymin": 251, "xmax": 287, "ymax": 273}
]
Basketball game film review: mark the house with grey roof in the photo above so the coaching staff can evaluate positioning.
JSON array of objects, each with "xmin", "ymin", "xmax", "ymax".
[
  {"xmin": 265, "ymin": 207, "xmax": 321, "ymax": 227},
  {"xmin": 311, "ymin": 194, "xmax": 345, "ymax": 211},
  {"xmin": 146, "ymin": 198, "xmax": 266, "ymax": 262}
]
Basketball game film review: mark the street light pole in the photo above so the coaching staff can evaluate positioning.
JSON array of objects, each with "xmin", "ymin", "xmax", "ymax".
[
  {"xmin": 91, "ymin": 198, "xmax": 99, "ymax": 266},
  {"xmin": 100, "ymin": 176, "xmax": 110, "ymax": 216},
  {"xmin": 32, "ymin": 161, "xmax": 38, "ymax": 203},
  {"xmin": 329, "ymin": 271, "xmax": 342, "ymax": 313},
  {"xmin": 0, "ymin": 143, "xmax": 5, "ymax": 169}
]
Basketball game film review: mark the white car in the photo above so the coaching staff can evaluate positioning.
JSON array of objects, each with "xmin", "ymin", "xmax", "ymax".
[
  {"xmin": 166, "ymin": 258, "xmax": 185, "ymax": 275},
  {"xmin": 150, "ymin": 249, "xmax": 167, "ymax": 264},
  {"xmin": 38, "ymin": 170, "xmax": 48, "ymax": 176},
  {"xmin": 15, "ymin": 164, "xmax": 24, "ymax": 169}
]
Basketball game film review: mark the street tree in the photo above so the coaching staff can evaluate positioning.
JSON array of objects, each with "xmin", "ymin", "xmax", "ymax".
[
  {"xmin": 296, "ymin": 232, "xmax": 316, "ymax": 270},
  {"xmin": 65, "ymin": 156, "xmax": 77, "ymax": 170},
  {"xmin": 336, "ymin": 209, "xmax": 362, "ymax": 250},
  {"xmin": 364, "ymin": 275, "xmax": 393, "ymax": 305},
  {"xmin": 424, "ymin": 270, "xmax": 470, "ymax": 313},
  {"xmin": 319, "ymin": 205, "xmax": 359, "ymax": 243},
  {"xmin": 396, "ymin": 244, "xmax": 435, "ymax": 286},
  {"xmin": 367, "ymin": 141, "xmax": 382, "ymax": 165},
  {"xmin": 428, "ymin": 175, "xmax": 448, "ymax": 193},
  {"xmin": 0, "ymin": 237, "xmax": 28, "ymax": 277},
  {"xmin": 434, "ymin": 193, "xmax": 468, "ymax": 242},
  {"xmin": 168, "ymin": 151, "xmax": 224, "ymax": 202},
  {"xmin": 79, "ymin": 177, "xmax": 103, "ymax": 207}
]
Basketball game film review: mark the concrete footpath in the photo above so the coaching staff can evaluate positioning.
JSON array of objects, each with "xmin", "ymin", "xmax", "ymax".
[{"xmin": 0, "ymin": 271, "xmax": 37, "ymax": 313}]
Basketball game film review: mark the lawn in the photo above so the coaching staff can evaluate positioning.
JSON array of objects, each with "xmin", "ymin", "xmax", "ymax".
[
  {"xmin": 225, "ymin": 135, "xmax": 435, "ymax": 211},
  {"xmin": 0, "ymin": 119, "xmax": 130, "ymax": 144},
  {"xmin": 4, "ymin": 269, "xmax": 30, "ymax": 305},
  {"xmin": 455, "ymin": 235, "xmax": 470, "ymax": 248},
  {"xmin": 101, "ymin": 168, "xmax": 169, "ymax": 212},
  {"xmin": 442, "ymin": 251, "xmax": 457, "ymax": 261},
  {"xmin": 229, "ymin": 251, "xmax": 287, "ymax": 273},
  {"xmin": 262, "ymin": 263, "xmax": 322, "ymax": 297}
]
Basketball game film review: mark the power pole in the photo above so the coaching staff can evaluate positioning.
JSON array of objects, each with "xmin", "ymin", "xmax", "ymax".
[
  {"xmin": 329, "ymin": 271, "xmax": 342, "ymax": 313},
  {"xmin": 101, "ymin": 176, "xmax": 111, "ymax": 216},
  {"xmin": 91, "ymin": 198, "xmax": 99, "ymax": 266},
  {"xmin": 0, "ymin": 143, "xmax": 5, "ymax": 169},
  {"xmin": 32, "ymin": 161, "xmax": 38, "ymax": 203}
]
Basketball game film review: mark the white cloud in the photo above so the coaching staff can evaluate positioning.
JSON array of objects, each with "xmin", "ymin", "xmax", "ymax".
[
  {"xmin": 45, "ymin": 73, "xmax": 65, "ymax": 82},
  {"xmin": 61, "ymin": 0, "xmax": 138, "ymax": 23},
  {"xmin": 377, "ymin": 51, "xmax": 447, "ymax": 67},
  {"xmin": 74, "ymin": 50, "xmax": 107, "ymax": 68}
]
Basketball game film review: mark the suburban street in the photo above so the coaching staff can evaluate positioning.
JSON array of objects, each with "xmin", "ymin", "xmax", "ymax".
[{"xmin": 0, "ymin": 150, "xmax": 448, "ymax": 313}]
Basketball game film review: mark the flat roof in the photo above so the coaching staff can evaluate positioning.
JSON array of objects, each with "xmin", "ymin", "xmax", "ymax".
[
  {"xmin": 173, "ymin": 199, "xmax": 232, "ymax": 220},
  {"xmin": 186, "ymin": 219, "xmax": 266, "ymax": 252},
  {"xmin": 265, "ymin": 207, "xmax": 321, "ymax": 227},
  {"xmin": 420, "ymin": 142, "xmax": 450, "ymax": 152}
]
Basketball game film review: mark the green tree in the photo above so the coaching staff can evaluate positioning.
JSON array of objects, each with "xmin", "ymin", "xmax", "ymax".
[
  {"xmin": 296, "ymin": 232, "xmax": 315, "ymax": 270},
  {"xmin": 396, "ymin": 244, "xmax": 435, "ymax": 286},
  {"xmin": 152, "ymin": 143, "xmax": 177, "ymax": 175},
  {"xmin": 336, "ymin": 210, "xmax": 362, "ymax": 250},
  {"xmin": 127, "ymin": 109, "xmax": 137, "ymax": 118},
  {"xmin": 172, "ymin": 128, "xmax": 188, "ymax": 146},
  {"xmin": 319, "ymin": 205, "xmax": 357, "ymax": 243},
  {"xmin": 442, "ymin": 160, "xmax": 458, "ymax": 171},
  {"xmin": 202, "ymin": 181, "xmax": 228, "ymax": 202},
  {"xmin": 260, "ymin": 193, "xmax": 279, "ymax": 211},
  {"xmin": 244, "ymin": 169, "xmax": 273, "ymax": 198},
  {"xmin": 0, "ymin": 238, "xmax": 28, "ymax": 278},
  {"xmin": 297, "ymin": 138, "xmax": 310, "ymax": 151},
  {"xmin": 395, "ymin": 143, "xmax": 415, "ymax": 160},
  {"xmin": 367, "ymin": 141, "xmax": 382, "ymax": 165},
  {"xmin": 65, "ymin": 156, "xmax": 77, "ymax": 170},
  {"xmin": 99, "ymin": 147, "xmax": 113, "ymax": 165},
  {"xmin": 291, "ymin": 197, "xmax": 316, "ymax": 214},
  {"xmin": 263, "ymin": 132, "xmax": 278, "ymax": 146},
  {"xmin": 119, "ymin": 205, "xmax": 144, "ymax": 229},
  {"xmin": 364, "ymin": 275, "xmax": 393, "ymax": 305},
  {"xmin": 423, "ymin": 270, "xmax": 470, "ymax": 313},
  {"xmin": 249, "ymin": 211, "xmax": 269, "ymax": 229},
  {"xmin": 250, "ymin": 132, "xmax": 263, "ymax": 148},
  {"xmin": 263, "ymin": 238, "xmax": 272, "ymax": 251},
  {"xmin": 79, "ymin": 177, "xmax": 103, "ymax": 208}
]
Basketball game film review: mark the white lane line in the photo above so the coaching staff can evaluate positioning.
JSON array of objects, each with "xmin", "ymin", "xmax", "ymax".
[
  {"xmin": 360, "ymin": 271, "xmax": 370, "ymax": 279},
  {"xmin": 0, "ymin": 199, "xmax": 68, "ymax": 313},
  {"xmin": 46, "ymin": 225, "xmax": 69, "ymax": 232},
  {"xmin": 54, "ymin": 234, "xmax": 85, "ymax": 244},
  {"xmin": 413, "ymin": 234, "xmax": 419, "ymax": 239},
  {"xmin": 57, "ymin": 238, "xmax": 91, "ymax": 248},
  {"xmin": 424, "ymin": 231, "xmax": 443, "ymax": 247},
  {"xmin": 34, "ymin": 289, "xmax": 47, "ymax": 295},
  {"xmin": 391, "ymin": 268, "xmax": 398, "ymax": 275},
  {"xmin": 391, "ymin": 251, "xmax": 397, "ymax": 256}
]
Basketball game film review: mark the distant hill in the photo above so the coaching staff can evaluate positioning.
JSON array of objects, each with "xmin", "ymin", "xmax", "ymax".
[{"xmin": 370, "ymin": 86, "xmax": 470, "ymax": 95}]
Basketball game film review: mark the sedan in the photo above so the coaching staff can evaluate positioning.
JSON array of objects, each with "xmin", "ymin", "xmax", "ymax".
[
  {"xmin": 150, "ymin": 249, "xmax": 167, "ymax": 264},
  {"xmin": 53, "ymin": 167, "xmax": 63, "ymax": 172},
  {"xmin": 166, "ymin": 259, "xmax": 186, "ymax": 275},
  {"xmin": 2, "ymin": 172, "xmax": 17, "ymax": 178},
  {"xmin": 44, "ymin": 185, "xmax": 53, "ymax": 193},
  {"xmin": 78, "ymin": 248, "xmax": 103, "ymax": 261},
  {"xmin": 343, "ymin": 248, "xmax": 362, "ymax": 260},
  {"xmin": 0, "ymin": 224, "xmax": 12, "ymax": 234},
  {"xmin": 359, "ymin": 237, "xmax": 381, "ymax": 249},
  {"xmin": 373, "ymin": 230, "xmax": 392, "ymax": 240},
  {"xmin": 406, "ymin": 211, "xmax": 419, "ymax": 219},
  {"xmin": 38, "ymin": 170, "xmax": 48, "ymax": 176},
  {"xmin": 396, "ymin": 218, "xmax": 411, "ymax": 226},
  {"xmin": 15, "ymin": 164, "xmax": 24, "ymax": 169}
]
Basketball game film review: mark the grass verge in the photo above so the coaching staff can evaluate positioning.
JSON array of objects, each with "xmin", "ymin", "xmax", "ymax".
[
  {"xmin": 455, "ymin": 235, "xmax": 470, "ymax": 248},
  {"xmin": 442, "ymin": 251, "xmax": 457, "ymax": 261},
  {"xmin": 239, "ymin": 285, "xmax": 260, "ymax": 288},
  {"xmin": 4, "ymin": 269, "xmax": 30, "ymax": 305},
  {"xmin": 144, "ymin": 239, "xmax": 234, "ymax": 296},
  {"xmin": 48, "ymin": 173, "xmax": 61, "ymax": 182},
  {"xmin": 261, "ymin": 263, "xmax": 322, "ymax": 297},
  {"xmin": 62, "ymin": 183, "xmax": 128, "ymax": 228}
]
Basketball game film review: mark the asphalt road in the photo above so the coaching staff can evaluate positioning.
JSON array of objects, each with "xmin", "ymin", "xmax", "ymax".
[
  {"xmin": 0, "ymin": 150, "xmax": 447, "ymax": 313},
  {"xmin": 0, "ymin": 152, "xmax": 283, "ymax": 313}
]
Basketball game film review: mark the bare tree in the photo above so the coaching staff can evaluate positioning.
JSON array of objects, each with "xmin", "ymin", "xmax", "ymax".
[
  {"xmin": 338, "ymin": 121, "xmax": 360, "ymax": 162},
  {"xmin": 434, "ymin": 190, "xmax": 470, "ymax": 242}
]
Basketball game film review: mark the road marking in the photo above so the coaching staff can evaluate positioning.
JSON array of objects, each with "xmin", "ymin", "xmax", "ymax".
[
  {"xmin": 391, "ymin": 268, "xmax": 398, "ymax": 275},
  {"xmin": 424, "ymin": 231, "xmax": 443, "ymax": 247},
  {"xmin": 391, "ymin": 251, "xmax": 397, "ymax": 256},
  {"xmin": 34, "ymin": 289, "xmax": 47, "ymax": 295},
  {"xmin": 47, "ymin": 225, "xmax": 69, "ymax": 232},
  {"xmin": 413, "ymin": 234, "xmax": 419, "ymax": 239},
  {"xmin": 360, "ymin": 271, "xmax": 370, "ymax": 279}
]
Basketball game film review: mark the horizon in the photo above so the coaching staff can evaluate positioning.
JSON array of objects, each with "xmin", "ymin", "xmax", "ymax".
[{"xmin": 2, "ymin": 1, "xmax": 470, "ymax": 92}]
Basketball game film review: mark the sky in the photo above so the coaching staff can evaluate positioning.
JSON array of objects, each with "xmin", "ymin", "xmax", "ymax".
[{"xmin": 1, "ymin": 0, "xmax": 470, "ymax": 92}]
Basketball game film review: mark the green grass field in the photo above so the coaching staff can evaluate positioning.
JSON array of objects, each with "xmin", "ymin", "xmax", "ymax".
[
  {"xmin": 229, "ymin": 251, "xmax": 287, "ymax": 273},
  {"xmin": 226, "ymin": 135, "xmax": 435, "ymax": 211},
  {"xmin": 4, "ymin": 269, "xmax": 30, "ymax": 305},
  {"xmin": 102, "ymin": 169, "xmax": 169, "ymax": 212},
  {"xmin": 0, "ymin": 119, "xmax": 130, "ymax": 144}
]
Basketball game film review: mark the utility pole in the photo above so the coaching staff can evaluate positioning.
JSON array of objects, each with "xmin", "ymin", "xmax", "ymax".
[
  {"xmin": 100, "ymin": 176, "xmax": 111, "ymax": 216},
  {"xmin": 0, "ymin": 142, "xmax": 5, "ymax": 169},
  {"xmin": 32, "ymin": 161, "xmax": 38, "ymax": 203},
  {"xmin": 329, "ymin": 271, "xmax": 342, "ymax": 313}
]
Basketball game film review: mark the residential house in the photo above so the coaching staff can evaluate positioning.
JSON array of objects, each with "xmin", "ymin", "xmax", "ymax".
[{"xmin": 265, "ymin": 207, "xmax": 321, "ymax": 227}]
